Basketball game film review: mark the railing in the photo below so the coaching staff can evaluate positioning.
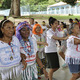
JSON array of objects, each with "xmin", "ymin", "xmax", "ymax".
[{"xmin": 0, "ymin": 6, "xmax": 80, "ymax": 16}]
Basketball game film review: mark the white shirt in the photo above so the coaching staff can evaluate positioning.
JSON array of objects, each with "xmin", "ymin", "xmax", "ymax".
[
  {"xmin": 45, "ymin": 28, "xmax": 59, "ymax": 53},
  {"xmin": 66, "ymin": 35, "xmax": 80, "ymax": 57},
  {"xmin": 65, "ymin": 35, "xmax": 80, "ymax": 64},
  {"xmin": 20, "ymin": 37, "xmax": 38, "ymax": 66},
  {"xmin": 0, "ymin": 36, "xmax": 22, "ymax": 70}
]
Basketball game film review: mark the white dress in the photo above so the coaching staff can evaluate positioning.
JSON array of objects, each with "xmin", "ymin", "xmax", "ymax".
[{"xmin": 0, "ymin": 35, "xmax": 23, "ymax": 80}]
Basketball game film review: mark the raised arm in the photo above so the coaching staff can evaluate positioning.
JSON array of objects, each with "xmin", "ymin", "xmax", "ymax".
[
  {"xmin": 52, "ymin": 35, "xmax": 68, "ymax": 40},
  {"xmin": 37, "ymin": 41, "xmax": 48, "ymax": 46}
]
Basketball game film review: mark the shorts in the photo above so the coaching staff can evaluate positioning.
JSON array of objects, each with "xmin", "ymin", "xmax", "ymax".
[
  {"xmin": 68, "ymin": 64, "xmax": 80, "ymax": 73},
  {"xmin": 46, "ymin": 52, "xmax": 60, "ymax": 69}
]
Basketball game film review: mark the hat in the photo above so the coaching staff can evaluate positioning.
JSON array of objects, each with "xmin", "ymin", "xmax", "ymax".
[{"xmin": 8, "ymin": 17, "xmax": 15, "ymax": 24}]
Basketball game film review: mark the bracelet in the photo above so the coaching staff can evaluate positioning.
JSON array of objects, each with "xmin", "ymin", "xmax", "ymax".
[{"xmin": 41, "ymin": 66, "xmax": 45, "ymax": 71}]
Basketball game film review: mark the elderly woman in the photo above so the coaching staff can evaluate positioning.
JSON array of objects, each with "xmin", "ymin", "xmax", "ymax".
[
  {"xmin": 16, "ymin": 21, "xmax": 48, "ymax": 80},
  {"xmin": 0, "ymin": 19, "xmax": 26, "ymax": 80}
]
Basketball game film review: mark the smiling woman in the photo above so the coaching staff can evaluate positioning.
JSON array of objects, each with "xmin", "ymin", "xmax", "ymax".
[
  {"xmin": 16, "ymin": 21, "xmax": 48, "ymax": 80},
  {"xmin": 0, "ymin": 19, "xmax": 27, "ymax": 80}
]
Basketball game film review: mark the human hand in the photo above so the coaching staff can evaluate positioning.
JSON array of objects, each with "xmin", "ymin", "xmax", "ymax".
[
  {"xmin": 21, "ymin": 53, "xmax": 26, "ymax": 60},
  {"xmin": 44, "ymin": 43, "xmax": 48, "ymax": 46},
  {"xmin": 22, "ymin": 59, "xmax": 27, "ymax": 70},
  {"xmin": 64, "ymin": 35, "xmax": 69, "ymax": 40}
]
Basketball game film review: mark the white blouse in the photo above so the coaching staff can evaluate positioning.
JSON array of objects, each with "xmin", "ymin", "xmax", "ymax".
[
  {"xmin": 0, "ymin": 36, "xmax": 23, "ymax": 80},
  {"xmin": 45, "ymin": 29, "xmax": 59, "ymax": 53},
  {"xmin": 65, "ymin": 35, "xmax": 80, "ymax": 64}
]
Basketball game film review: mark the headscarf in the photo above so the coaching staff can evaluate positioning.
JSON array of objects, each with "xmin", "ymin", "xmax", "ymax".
[
  {"xmin": 32, "ymin": 24, "xmax": 43, "ymax": 35},
  {"xmin": 16, "ymin": 21, "xmax": 32, "ymax": 41}
]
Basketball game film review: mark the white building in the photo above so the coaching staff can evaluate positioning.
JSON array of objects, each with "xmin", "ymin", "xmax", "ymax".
[{"xmin": 47, "ymin": 1, "xmax": 80, "ymax": 15}]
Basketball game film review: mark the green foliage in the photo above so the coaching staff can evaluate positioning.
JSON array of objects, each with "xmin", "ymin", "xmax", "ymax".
[
  {"xmin": 0, "ymin": 0, "xmax": 56, "ymax": 11},
  {"xmin": 0, "ymin": 0, "xmax": 11, "ymax": 9},
  {"xmin": 62, "ymin": 0, "xmax": 77, "ymax": 6},
  {"xmin": 48, "ymin": 0, "xmax": 56, "ymax": 4},
  {"xmin": 20, "ymin": 0, "xmax": 54, "ymax": 12}
]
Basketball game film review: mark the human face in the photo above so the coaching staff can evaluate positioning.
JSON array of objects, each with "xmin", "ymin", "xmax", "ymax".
[
  {"xmin": 60, "ymin": 23, "xmax": 64, "ymax": 28},
  {"xmin": 29, "ymin": 19, "xmax": 34, "ymax": 25},
  {"xmin": 72, "ymin": 24, "xmax": 79, "ymax": 34},
  {"xmin": 20, "ymin": 26, "xmax": 30, "ymax": 39},
  {"xmin": 51, "ymin": 20, "xmax": 58, "ymax": 30},
  {"xmin": 1, "ymin": 22, "xmax": 14, "ymax": 38},
  {"xmin": 35, "ymin": 26, "xmax": 41, "ymax": 33}
]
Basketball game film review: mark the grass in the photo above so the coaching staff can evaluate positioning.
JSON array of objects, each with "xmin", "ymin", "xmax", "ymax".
[
  {"xmin": 0, "ymin": 14, "xmax": 80, "ymax": 20},
  {"xmin": 26, "ymin": 14, "xmax": 80, "ymax": 20},
  {"xmin": 0, "ymin": 16, "xmax": 5, "ymax": 20}
]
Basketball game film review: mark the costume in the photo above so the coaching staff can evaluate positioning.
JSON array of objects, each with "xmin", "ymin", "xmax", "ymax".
[
  {"xmin": 16, "ymin": 21, "xmax": 38, "ymax": 80},
  {"xmin": 0, "ymin": 36, "xmax": 22, "ymax": 80},
  {"xmin": 32, "ymin": 34, "xmax": 47, "ymax": 76},
  {"xmin": 65, "ymin": 35, "xmax": 80, "ymax": 73}
]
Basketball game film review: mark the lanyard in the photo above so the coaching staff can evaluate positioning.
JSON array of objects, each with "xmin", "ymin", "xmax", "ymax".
[
  {"xmin": 24, "ymin": 41, "xmax": 31, "ymax": 53},
  {"xmin": 8, "ymin": 41, "xmax": 14, "ymax": 55}
]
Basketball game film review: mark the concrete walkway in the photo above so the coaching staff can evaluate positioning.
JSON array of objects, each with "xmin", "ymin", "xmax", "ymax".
[{"xmin": 40, "ymin": 56, "xmax": 80, "ymax": 80}]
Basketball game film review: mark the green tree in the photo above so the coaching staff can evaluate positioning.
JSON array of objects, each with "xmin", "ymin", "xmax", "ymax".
[
  {"xmin": 9, "ymin": 0, "xmax": 20, "ymax": 16},
  {"xmin": 1, "ymin": 0, "xmax": 11, "ymax": 9},
  {"xmin": 48, "ymin": 0, "xmax": 56, "ymax": 4},
  {"xmin": 62, "ymin": 0, "xmax": 77, "ymax": 6}
]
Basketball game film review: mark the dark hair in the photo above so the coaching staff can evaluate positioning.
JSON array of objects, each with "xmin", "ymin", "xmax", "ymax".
[
  {"xmin": 75, "ymin": 18, "xmax": 79, "ymax": 22},
  {"xmin": 61, "ymin": 22, "xmax": 66, "ymax": 28},
  {"xmin": 0, "ymin": 20, "xmax": 14, "ymax": 38},
  {"xmin": 49, "ymin": 17, "xmax": 57, "ymax": 26},
  {"xmin": 69, "ymin": 18, "xmax": 73, "ymax": 23},
  {"xmin": 35, "ymin": 21, "xmax": 38, "ymax": 24},
  {"xmin": 42, "ymin": 21, "xmax": 45, "ymax": 23},
  {"xmin": 58, "ymin": 21, "xmax": 60, "ymax": 25},
  {"xmin": 30, "ymin": 18, "xmax": 34, "ymax": 21},
  {"xmin": 4, "ymin": 16, "xmax": 7, "ymax": 18}
]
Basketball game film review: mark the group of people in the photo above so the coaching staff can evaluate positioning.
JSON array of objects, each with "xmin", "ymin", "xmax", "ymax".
[{"xmin": 0, "ymin": 16, "xmax": 80, "ymax": 80}]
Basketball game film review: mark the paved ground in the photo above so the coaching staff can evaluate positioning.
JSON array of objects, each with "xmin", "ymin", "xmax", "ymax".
[
  {"xmin": 14, "ymin": 19, "xmax": 79, "ymax": 80},
  {"xmin": 40, "ymin": 56, "xmax": 80, "ymax": 80}
]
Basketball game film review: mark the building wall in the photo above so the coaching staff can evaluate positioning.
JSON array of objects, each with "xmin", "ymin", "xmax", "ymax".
[{"xmin": 47, "ymin": 3, "xmax": 80, "ymax": 14}]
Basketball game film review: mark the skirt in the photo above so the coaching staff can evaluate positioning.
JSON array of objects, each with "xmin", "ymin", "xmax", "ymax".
[
  {"xmin": 22, "ymin": 63, "xmax": 38, "ymax": 80},
  {"xmin": 68, "ymin": 64, "xmax": 80, "ymax": 73},
  {"xmin": 46, "ymin": 52, "xmax": 60, "ymax": 69},
  {"xmin": 0, "ymin": 74, "xmax": 22, "ymax": 80}
]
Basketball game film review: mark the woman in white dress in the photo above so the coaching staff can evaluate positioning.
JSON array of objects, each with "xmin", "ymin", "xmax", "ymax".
[{"xmin": 0, "ymin": 19, "xmax": 27, "ymax": 80}]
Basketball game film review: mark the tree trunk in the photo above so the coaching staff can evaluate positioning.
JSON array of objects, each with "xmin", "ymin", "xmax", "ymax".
[{"xmin": 9, "ymin": 0, "xmax": 20, "ymax": 17}]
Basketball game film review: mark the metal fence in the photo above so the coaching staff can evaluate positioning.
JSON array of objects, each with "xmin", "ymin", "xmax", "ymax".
[{"xmin": 0, "ymin": 5, "xmax": 80, "ymax": 16}]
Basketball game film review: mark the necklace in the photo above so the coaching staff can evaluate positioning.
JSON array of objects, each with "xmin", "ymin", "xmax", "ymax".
[
  {"xmin": 8, "ymin": 41, "xmax": 14, "ymax": 60},
  {"xmin": 2, "ymin": 37, "xmax": 14, "ymax": 60},
  {"xmin": 20, "ymin": 37, "xmax": 34, "ymax": 56}
]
